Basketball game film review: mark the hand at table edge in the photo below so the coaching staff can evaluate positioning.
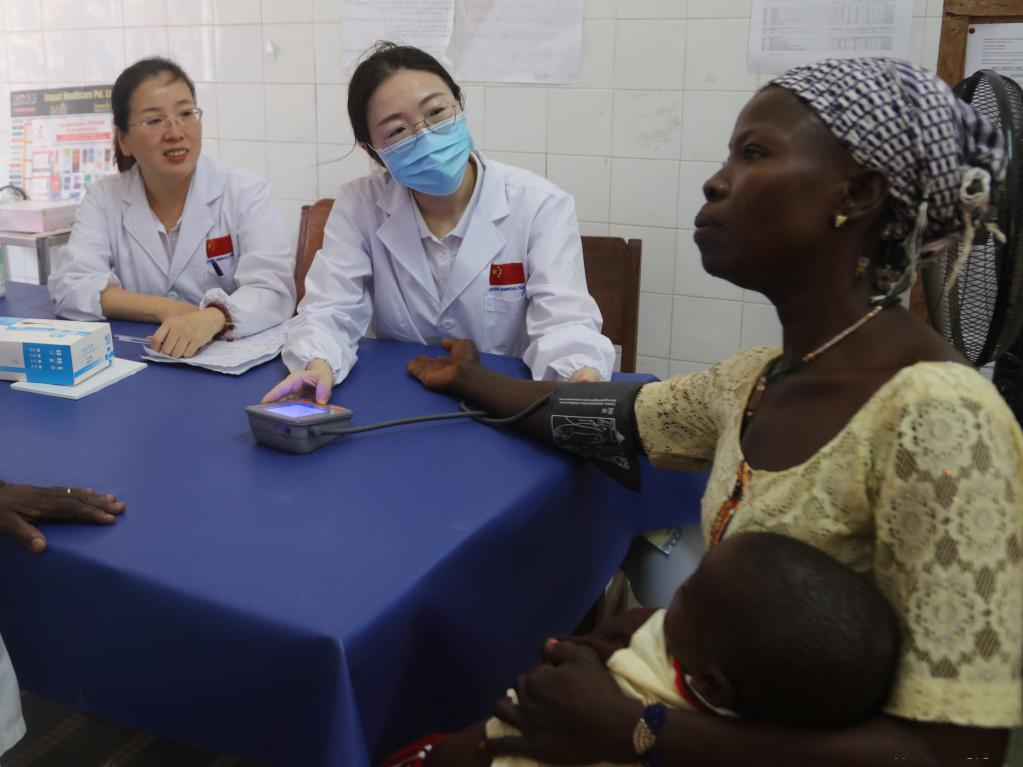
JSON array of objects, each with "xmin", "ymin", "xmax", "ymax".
[{"xmin": 0, "ymin": 481, "xmax": 125, "ymax": 553}]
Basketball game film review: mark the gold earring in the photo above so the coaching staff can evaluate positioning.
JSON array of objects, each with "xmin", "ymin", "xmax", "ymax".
[
  {"xmin": 856, "ymin": 256, "xmax": 869, "ymax": 277},
  {"xmin": 833, "ymin": 213, "xmax": 848, "ymax": 229}
]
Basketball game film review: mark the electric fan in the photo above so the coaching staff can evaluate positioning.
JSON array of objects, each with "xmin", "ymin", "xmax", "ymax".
[{"xmin": 922, "ymin": 69, "xmax": 1023, "ymax": 424}]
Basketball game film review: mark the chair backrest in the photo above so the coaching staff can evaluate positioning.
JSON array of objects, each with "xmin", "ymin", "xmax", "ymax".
[
  {"xmin": 294, "ymin": 198, "xmax": 336, "ymax": 304},
  {"xmin": 581, "ymin": 236, "xmax": 642, "ymax": 373},
  {"xmin": 294, "ymin": 209, "xmax": 642, "ymax": 372}
]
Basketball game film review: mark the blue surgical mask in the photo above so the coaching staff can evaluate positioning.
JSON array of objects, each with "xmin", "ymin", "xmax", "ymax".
[{"xmin": 378, "ymin": 114, "xmax": 474, "ymax": 197}]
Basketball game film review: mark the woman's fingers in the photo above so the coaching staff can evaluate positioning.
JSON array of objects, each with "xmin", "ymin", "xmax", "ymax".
[
  {"xmin": 484, "ymin": 735, "xmax": 534, "ymax": 759},
  {"xmin": 543, "ymin": 637, "xmax": 599, "ymax": 666},
  {"xmin": 314, "ymin": 375, "xmax": 332, "ymax": 404},
  {"xmin": 83, "ymin": 492, "xmax": 126, "ymax": 516},
  {"xmin": 0, "ymin": 486, "xmax": 123, "ymax": 553},
  {"xmin": 0, "ymin": 510, "xmax": 46, "ymax": 553},
  {"xmin": 149, "ymin": 320, "xmax": 171, "ymax": 352},
  {"xmin": 64, "ymin": 488, "xmax": 125, "ymax": 517},
  {"xmin": 262, "ymin": 374, "xmax": 308, "ymax": 403},
  {"xmin": 407, "ymin": 356, "xmax": 445, "ymax": 383},
  {"xmin": 493, "ymin": 694, "xmax": 526, "ymax": 729},
  {"xmin": 37, "ymin": 489, "xmax": 114, "ymax": 524}
]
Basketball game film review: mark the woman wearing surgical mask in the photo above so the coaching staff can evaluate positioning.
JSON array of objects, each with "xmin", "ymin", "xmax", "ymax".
[{"xmin": 264, "ymin": 43, "xmax": 614, "ymax": 405}]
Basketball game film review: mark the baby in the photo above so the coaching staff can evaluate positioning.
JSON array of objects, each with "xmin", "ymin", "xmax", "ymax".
[{"xmin": 384, "ymin": 531, "xmax": 900, "ymax": 767}]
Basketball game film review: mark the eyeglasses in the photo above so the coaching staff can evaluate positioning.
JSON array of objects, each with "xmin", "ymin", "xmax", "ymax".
[
  {"xmin": 375, "ymin": 102, "xmax": 461, "ymax": 154},
  {"xmin": 128, "ymin": 108, "xmax": 204, "ymax": 132}
]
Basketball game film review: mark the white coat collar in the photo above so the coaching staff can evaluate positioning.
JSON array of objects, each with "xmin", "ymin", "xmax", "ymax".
[
  {"xmin": 374, "ymin": 153, "xmax": 510, "ymax": 311},
  {"xmin": 120, "ymin": 155, "xmax": 224, "ymax": 289}
]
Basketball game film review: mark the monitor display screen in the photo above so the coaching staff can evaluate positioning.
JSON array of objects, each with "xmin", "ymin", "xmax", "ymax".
[{"xmin": 265, "ymin": 402, "xmax": 327, "ymax": 418}]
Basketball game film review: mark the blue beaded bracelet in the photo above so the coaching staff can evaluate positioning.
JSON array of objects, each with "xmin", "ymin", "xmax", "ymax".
[{"xmin": 637, "ymin": 702, "xmax": 667, "ymax": 767}]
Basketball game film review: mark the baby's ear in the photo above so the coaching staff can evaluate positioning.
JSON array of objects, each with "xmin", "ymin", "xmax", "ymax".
[{"xmin": 689, "ymin": 664, "xmax": 736, "ymax": 711}]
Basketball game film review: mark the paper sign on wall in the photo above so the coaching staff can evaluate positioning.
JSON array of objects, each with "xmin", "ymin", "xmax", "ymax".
[
  {"xmin": 342, "ymin": 0, "xmax": 454, "ymax": 69},
  {"xmin": 339, "ymin": 0, "xmax": 584, "ymax": 84},
  {"xmin": 448, "ymin": 0, "xmax": 584, "ymax": 84},
  {"xmin": 964, "ymin": 22, "xmax": 1023, "ymax": 89},
  {"xmin": 8, "ymin": 86, "xmax": 116, "ymax": 201},
  {"xmin": 748, "ymin": 0, "xmax": 914, "ymax": 75}
]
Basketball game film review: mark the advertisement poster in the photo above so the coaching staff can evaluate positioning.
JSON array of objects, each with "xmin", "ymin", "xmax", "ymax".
[{"xmin": 8, "ymin": 85, "xmax": 116, "ymax": 201}]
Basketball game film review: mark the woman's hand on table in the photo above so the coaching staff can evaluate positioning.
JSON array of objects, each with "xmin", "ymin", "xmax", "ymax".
[
  {"xmin": 487, "ymin": 640, "xmax": 641, "ymax": 765},
  {"xmin": 0, "ymin": 483, "xmax": 124, "ymax": 553},
  {"xmin": 567, "ymin": 367, "xmax": 602, "ymax": 383},
  {"xmin": 150, "ymin": 307, "xmax": 226, "ymax": 358},
  {"xmin": 262, "ymin": 358, "xmax": 334, "ymax": 404},
  {"xmin": 407, "ymin": 338, "xmax": 482, "ymax": 394}
]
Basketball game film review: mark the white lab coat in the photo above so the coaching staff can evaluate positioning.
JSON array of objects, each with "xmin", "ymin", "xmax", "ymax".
[
  {"xmin": 48, "ymin": 155, "xmax": 295, "ymax": 339},
  {"xmin": 0, "ymin": 634, "xmax": 25, "ymax": 759},
  {"xmin": 284, "ymin": 154, "xmax": 614, "ymax": 382}
]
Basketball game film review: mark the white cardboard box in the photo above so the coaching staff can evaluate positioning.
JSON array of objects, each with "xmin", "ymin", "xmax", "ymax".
[
  {"xmin": 0, "ymin": 200, "xmax": 79, "ymax": 232},
  {"xmin": 0, "ymin": 317, "xmax": 113, "ymax": 385}
]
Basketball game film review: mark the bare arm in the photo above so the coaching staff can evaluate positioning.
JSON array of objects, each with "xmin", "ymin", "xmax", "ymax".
[
  {"xmin": 407, "ymin": 338, "xmax": 560, "ymax": 442},
  {"xmin": 101, "ymin": 285, "xmax": 228, "ymax": 358},
  {"xmin": 650, "ymin": 708, "xmax": 1007, "ymax": 767},
  {"xmin": 99, "ymin": 284, "xmax": 198, "ymax": 323},
  {"xmin": 489, "ymin": 641, "xmax": 1008, "ymax": 766}
]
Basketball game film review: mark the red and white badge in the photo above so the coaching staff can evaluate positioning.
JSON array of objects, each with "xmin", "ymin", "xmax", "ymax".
[
  {"xmin": 489, "ymin": 262, "xmax": 525, "ymax": 290},
  {"xmin": 205, "ymin": 234, "xmax": 234, "ymax": 276}
]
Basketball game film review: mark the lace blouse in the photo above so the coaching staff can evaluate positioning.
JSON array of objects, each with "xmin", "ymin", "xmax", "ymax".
[{"xmin": 634, "ymin": 347, "xmax": 1023, "ymax": 727}]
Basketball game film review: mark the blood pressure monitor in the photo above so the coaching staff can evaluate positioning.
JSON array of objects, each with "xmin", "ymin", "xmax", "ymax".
[
  {"xmin": 245, "ymin": 400, "xmax": 353, "ymax": 453},
  {"xmin": 246, "ymin": 392, "xmax": 552, "ymax": 454}
]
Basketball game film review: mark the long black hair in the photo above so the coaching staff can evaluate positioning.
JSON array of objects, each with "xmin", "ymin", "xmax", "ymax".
[
  {"xmin": 347, "ymin": 42, "xmax": 462, "ymax": 166},
  {"xmin": 112, "ymin": 57, "xmax": 197, "ymax": 172}
]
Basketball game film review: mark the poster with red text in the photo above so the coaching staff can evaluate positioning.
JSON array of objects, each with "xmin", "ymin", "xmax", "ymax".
[{"xmin": 8, "ymin": 85, "xmax": 116, "ymax": 201}]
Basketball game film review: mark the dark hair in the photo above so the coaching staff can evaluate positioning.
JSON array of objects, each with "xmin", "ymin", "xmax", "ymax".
[
  {"xmin": 346, "ymin": 42, "xmax": 463, "ymax": 166},
  {"xmin": 707, "ymin": 532, "xmax": 900, "ymax": 727},
  {"xmin": 112, "ymin": 57, "xmax": 197, "ymax": 172}
]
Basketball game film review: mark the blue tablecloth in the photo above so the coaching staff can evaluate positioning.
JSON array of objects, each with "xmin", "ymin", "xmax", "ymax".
[{"xmin": 0, "ymin": 282, "xmax": 706, "ymax": 766}]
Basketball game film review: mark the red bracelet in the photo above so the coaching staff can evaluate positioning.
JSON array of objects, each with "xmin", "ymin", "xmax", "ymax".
[{"xmin": 204, "ymin": 302, "xmax": 235, "ymax": 340}]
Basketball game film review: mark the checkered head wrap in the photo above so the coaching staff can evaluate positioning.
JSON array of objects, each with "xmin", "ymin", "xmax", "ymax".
[{"xmin": 773, "ymin": 58, "xmax": 1007, "ymax": 297}]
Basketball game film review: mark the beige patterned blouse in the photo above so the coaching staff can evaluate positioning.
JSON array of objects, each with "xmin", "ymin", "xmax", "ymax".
[{"xmin": 634, "ymin": 346, "xmax": 1023, "ymax": 727}]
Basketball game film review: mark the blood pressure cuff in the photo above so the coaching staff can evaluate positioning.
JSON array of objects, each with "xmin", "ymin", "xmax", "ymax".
[{"xmin": 546, "ymin": 381, "xmax": 644, "ymax": 491}]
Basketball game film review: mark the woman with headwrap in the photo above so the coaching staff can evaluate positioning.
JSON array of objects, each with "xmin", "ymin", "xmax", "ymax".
[{"xmin": 405, "ymin": 59, "xmax": 1023, "ymax": 765}]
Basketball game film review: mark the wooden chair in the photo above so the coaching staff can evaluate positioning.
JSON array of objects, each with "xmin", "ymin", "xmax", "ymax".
[
  {"xmin": 294, "ymin": 206, "xmax": 642, "ymax": 373},
  {"xmin": 294, "ymin": 198, "xmax": 335, "ymax": 304},
  {"xmin": 581, "ymin": 236, "xmax": 642, "ymax": 373}
]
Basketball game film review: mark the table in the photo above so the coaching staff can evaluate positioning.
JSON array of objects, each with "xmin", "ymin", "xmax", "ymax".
[
  {"xmin": 0, "ymin": 282, "xmax": 706, "ymax": 766},
  {"xmin": 0, "ymin": 228, "xmax": 71, "ymax": 284}
]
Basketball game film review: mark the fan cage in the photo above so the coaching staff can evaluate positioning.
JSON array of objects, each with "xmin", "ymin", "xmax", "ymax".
[{"xmin": 923, "ymin": 70, "xmax": 1023, "ymax": 367}]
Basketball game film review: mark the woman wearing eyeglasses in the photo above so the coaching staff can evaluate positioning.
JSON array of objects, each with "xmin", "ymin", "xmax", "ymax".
[
  {"xmin": 263, "ymin": 43, "xmax": 614, "ymax": 405},
  {"xmin": 48, "ymin": 58, "xmax": 295, "ymax": 358}
]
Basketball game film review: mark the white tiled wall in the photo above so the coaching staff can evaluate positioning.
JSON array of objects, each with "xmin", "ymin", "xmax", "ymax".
[{"xmin": 0, "ymin": 0, "xmax": 945, "ymax": 373}]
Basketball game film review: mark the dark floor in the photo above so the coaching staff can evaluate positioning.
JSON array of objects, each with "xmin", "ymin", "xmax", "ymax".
[{"xmin": 5, "ymin": 693, "xmax": 267, "ymax": 767}]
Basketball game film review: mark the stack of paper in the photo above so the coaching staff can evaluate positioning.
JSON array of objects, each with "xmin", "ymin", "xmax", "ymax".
[{"xmin": 142, "ymin": 325, "xmax": 285, "ymax": 375}]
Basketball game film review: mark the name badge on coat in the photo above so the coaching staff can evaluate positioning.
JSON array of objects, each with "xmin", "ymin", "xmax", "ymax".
[
  {"xmin": 205, "ymin": 234, "xmax": 235, "ymax": 277},
  {"xmin": 489, "ymin": 262, "xmax": 526, "ymax": 293}
]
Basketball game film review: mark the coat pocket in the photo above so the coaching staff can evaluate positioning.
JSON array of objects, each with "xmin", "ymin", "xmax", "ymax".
[{"xmin": 483, "ymin": 292, "xmax": 527, "ymax": 354}]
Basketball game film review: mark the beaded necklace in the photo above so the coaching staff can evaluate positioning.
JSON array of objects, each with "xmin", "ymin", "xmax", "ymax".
[{"xmin": 708, "ymin": 303, "xmax": 890, "ymax": 547}]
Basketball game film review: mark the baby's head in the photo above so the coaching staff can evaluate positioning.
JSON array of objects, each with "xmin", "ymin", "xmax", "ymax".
[{"xmin": 663, "ymin": 531, "xmax": 899, "ymax": 727}]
